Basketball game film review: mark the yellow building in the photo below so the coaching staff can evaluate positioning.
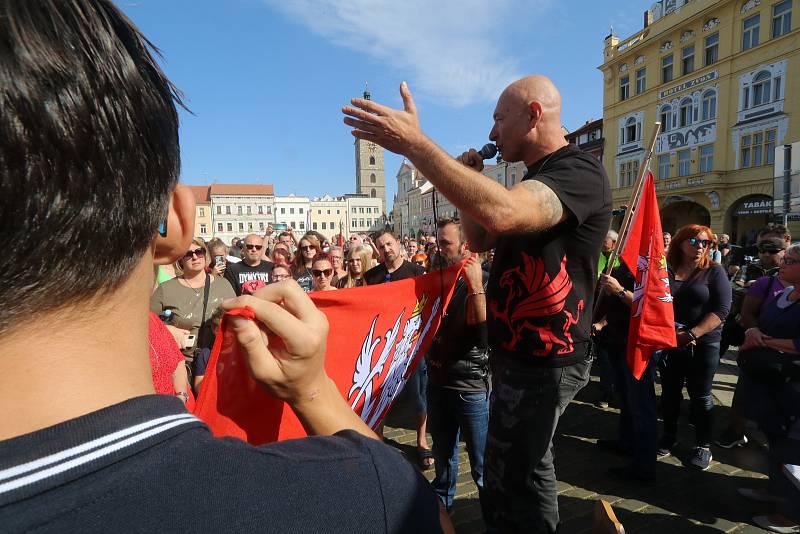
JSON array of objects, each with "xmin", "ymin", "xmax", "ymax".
[{"xmin": 600, "ymin": 0, "xmax": 799, "ymax": 244}]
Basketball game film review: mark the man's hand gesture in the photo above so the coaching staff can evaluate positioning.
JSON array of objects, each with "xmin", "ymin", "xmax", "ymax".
[{"xmin": 342, "ymin": 82, "xmax": 426, "ymax": 156}]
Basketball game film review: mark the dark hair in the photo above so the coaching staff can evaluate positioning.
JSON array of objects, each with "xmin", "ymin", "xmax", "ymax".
[
  {"xmin": 758, "ymin": 223, "xmax": 789, "ymax": 240},
  {"xmin": 666, "ymin": 224, "xmax": 714, "ymax": 270},
  {"xmin": 292, "ymin": 234, "xmax": 321, "ymax": 273},
  {"xmin": 0, "ymin": 1, "xmax": 184, "ymax": 333},
  {"xmin": 312, "ymin": 253, "xmax": 332, "ymax": 266},
  {"xmin": 436, "ymin": 217, "xmax": 464, "ymax": 243},
  {"xmin": 373, "ymin": 226, "xmax": 398, "ymax": 242}
]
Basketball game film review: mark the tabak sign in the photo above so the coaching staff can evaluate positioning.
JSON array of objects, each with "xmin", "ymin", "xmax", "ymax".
[{"xmin": 734, "ymin": 198, "xmax": 772, "ymax": 216}]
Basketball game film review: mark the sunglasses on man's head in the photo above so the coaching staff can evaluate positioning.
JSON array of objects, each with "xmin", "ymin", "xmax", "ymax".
[
  {"xmin": 312, "ymin": 268, "xmax": 333, "ymax": 278},
  {"xmin": 245, "ymin": 244, "xmax": 263, "ymax": 251},
  {"xmin": 184, "ymin": 248, "xmax": 206, "ymax": 259},
  {"xmin": 687, "ymin": 237, "xmax": 712, "ymax": 248}
]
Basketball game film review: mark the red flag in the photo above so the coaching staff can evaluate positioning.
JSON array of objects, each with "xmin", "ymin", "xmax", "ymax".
[
  {"xmin": 619, "ymin": 172, "xmax": 676, "ymax": 379},
  {"xmin": 192, "ymin": 264, "xmax": 463, "ymax": 444}
]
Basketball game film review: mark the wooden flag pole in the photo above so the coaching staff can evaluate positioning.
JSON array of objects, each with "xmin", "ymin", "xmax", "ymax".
[{"xmin": 593, "ymin": 121, "xmax": 662, "ymax": 317}]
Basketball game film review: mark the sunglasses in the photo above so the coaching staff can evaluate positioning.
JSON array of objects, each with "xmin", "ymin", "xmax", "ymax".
[
  {"xmin": 245, "ymin": 244, "xmax": 263, "ymax": 251},
  {"xmin": 312, "ymin": 268, "xmax": 333, "ymax": 278},
  {"xmin": 687, "ymin": 237, "xmax": 712, "ymax": 248},
  {"xmin": 301, "ymin": 245, "xmax": 315, "ymax": 251},
  {"xmin": 184, "ymin": 248, "xmax": 206, "ymax": 259},
  {"xmin": 414, "ymin": 261, "xmax": 425, "ymax": 266}
]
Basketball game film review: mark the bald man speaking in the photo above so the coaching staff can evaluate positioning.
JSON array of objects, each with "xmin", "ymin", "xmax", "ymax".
[{"xmin": 343, "ymin": 76, "xmax": 611, "ymax": 532}]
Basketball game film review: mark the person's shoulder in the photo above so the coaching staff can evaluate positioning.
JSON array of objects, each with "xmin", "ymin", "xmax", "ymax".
[
  {"xmin": 408, "ymin": 260, "xmax": 425, "ymax": 275},
  {"xmin": 364, "ymin": 263, "xmax": 385, "ymax": 283}
]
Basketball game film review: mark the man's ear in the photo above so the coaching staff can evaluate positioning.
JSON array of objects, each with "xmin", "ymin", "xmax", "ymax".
[
  {"xmin": 153, "ymin": 184, "xmax": 195, "ymax": 265},
  {"xmin": 528, "ymin": 101, "xmax": 543, "ymax": 128}
]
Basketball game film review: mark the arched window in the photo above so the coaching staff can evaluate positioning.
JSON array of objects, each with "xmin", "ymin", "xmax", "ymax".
[
  {"xmin": 659, "ymin": 105, "xmax": 672, "ymax": 132},
  {"xmin": 679, "ymin": 97, "xmax": 693, "ymax": 127},
  {"xmin": 625, "ymin": 117, "xmax": 638, "ymax": 143},
  {"xmin": 752, "ymin": 71, "xmax": 771, "ymax": 106},
  {"xmin": 369, "ymin": 156, "xmax": 376, "ymax": 165},
  {"xmin": 701, "ymin": 90, "xmax": 717, "ymax": 121},
  {"xmin": 370, "ymin": 173, "xmax": 376, "ymax": 183},
  {"xmin": 370, "ymin": 189, "xmax": 377, "ymax": 198}
]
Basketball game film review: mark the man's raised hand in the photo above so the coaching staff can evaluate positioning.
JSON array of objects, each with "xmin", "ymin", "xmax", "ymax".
[{"xmin": 342, "ymin": 82, "xmax": 426, "ymax": 156}]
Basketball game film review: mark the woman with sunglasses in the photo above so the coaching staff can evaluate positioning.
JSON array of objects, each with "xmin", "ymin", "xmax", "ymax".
[
  {"xmin": 337, "ymin": 244, "xmax": 372, "ymax": 289},
  {"xmin": 150, "ymin": 237, "xmax": 235, "ymax": 367},
  {"xmin": 657, "ymin": 224, "xmax": 731, "ymax": 470},
  {"xmin": 292, "ymin": 234, "xmax": 321, "ymax": 292},
  {"xmin": 311, "ymin": 253, "xmax": 338, "ymax": 292},
  {"xmin": 411, "ymin": 252, "xmax": 429, "ymax": 273}
]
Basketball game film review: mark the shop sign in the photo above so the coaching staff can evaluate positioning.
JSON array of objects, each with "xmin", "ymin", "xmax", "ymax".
[
  {"xmin": 659, "ymin": 70, "xmax": 718, "ymax": 99},
  {"xmin": 687, "ymin": 177, "xmax": 705, "ymax": 186},
  {"xmin": 734, "ymin": 198, "xmax": 772, "ymax": 216}
]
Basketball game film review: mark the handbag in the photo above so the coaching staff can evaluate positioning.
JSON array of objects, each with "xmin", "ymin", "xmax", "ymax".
[{"xmin": 738, "ymin": 347, "xmax": 800, "ymax": 385}]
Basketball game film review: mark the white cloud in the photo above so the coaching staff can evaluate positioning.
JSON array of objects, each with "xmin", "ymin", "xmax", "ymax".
[{"xmin": 263, "ymin": 0, "xmax": 550, "ymax": 107}]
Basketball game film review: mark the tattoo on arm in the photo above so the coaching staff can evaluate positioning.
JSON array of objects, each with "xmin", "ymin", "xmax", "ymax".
[{"xmin": 519, "ymin": 180, "xmax": 567, "ymax": 230}]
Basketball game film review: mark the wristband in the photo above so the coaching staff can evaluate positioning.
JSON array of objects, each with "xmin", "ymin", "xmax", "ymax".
[
  {"xmin": 616, "ymin": 289, "xmax": 627, "ymax": 300},
  {"xmin": 468, "ymin": 291, "xmax": 485, "ymax": 296},
  {"xmin": 685, "ymin": 330, "xmax": 698, "ymax": 342}
]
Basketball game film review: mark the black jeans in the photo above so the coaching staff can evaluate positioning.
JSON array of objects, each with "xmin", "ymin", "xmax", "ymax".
[
  {"xmin": 483, "ymin": 354, "xmax": 591, "ymax": 534},
  {"xmin": 659, "ymin": 342, "xmax": 720, "ymax": 447}
]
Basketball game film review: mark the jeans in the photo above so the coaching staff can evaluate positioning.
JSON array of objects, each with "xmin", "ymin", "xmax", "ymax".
[
  {"xmin": 607, "ymin": 343, "xmax": 659, "ymax": 477},
  {"xmin": 659, "ymin": 342, "xmax": 720, "ymax": 447},
  {"xmin": 427, "ymin": 385, "xmax": 489, "ymax": 514},
  {"xmin": 483, "ymin": 354, "xmax": 592, "ymax": 534}
]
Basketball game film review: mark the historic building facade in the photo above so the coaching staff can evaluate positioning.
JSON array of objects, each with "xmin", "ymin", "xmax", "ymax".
[
  {"xmin": 354, "ymin": 87, "xmax": 387, "ymax": 215},
  {"xmin": 206, "ymin": 184, "xmax": 275, "ymax": 244},
  {"xmin": 601, "ymin": 0, "xmax": 799, "ymax": 243}
]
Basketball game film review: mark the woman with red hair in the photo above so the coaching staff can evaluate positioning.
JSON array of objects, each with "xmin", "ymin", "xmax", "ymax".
[{"xmin": 658, "ymin": 224, "xmax": 731, "ymax": 470}]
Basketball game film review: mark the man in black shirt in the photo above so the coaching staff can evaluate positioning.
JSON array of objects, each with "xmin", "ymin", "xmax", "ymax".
[
  {"xmin": 426, "ymin": 218, "xmax": 490, "ymax": 517},
  {"xmin": 364, "ymin": 228, "xmax": 425, "ymax": 284},
  {"xmin": 343, "ymin": 75, "xmax": 611, "ymax": 532},
  {"xmin": 224, "ymin": 234, "xmax": 274, "ymax": 295},
  {"xmin": 0, "ymin": 3, "xmax": 448, "ymax": 532}
]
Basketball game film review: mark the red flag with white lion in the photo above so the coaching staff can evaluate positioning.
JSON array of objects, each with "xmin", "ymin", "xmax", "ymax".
[{"xmin": 193, "ymin": 264, "xmax": 462, "ymax": 444}]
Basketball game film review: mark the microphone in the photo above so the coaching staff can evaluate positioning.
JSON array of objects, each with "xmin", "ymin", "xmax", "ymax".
[{"xmin": 477, "ymin": 143, "xmax": 498, "ymax": 160}]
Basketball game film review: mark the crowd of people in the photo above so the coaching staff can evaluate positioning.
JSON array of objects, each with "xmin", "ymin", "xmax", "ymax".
[{"xmin": 1, "ymin": 2, "xmax": 798, "ymax": 533}]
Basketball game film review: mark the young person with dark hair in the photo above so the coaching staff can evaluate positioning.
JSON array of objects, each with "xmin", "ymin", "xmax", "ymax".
[
  {"xmin": 0, "ymin": 3, "xmax": 447, "ymax": 532},
  {"xmin": 364, "ymin": 228, "xmax": 424, "ymax": 284}
]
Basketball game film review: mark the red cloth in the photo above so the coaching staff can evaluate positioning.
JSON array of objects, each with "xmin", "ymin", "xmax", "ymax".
[
  {"xmin": 192, "ymin": 263, "xmax": 463, "ymax": 444},
  {"xmin": 619, "ymin": 172, "xmax": 677, "ymax": 379},
  {"xmin": 148, "ymin": 312, "xmax": 185, "ymax": 394}
]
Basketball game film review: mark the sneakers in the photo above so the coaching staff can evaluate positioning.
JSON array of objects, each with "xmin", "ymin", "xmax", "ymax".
[
  {"xmin": 689, "ymin": 447, "xmax": 713, "ymax": 470},
  {"xmin": 753, "ymin": 515, "xmax": 800, "ymax": 533},
  {"xmin": 715, "ymin": 428, "xmax": 748, "ymax": 449},
  {"xmin": 656, "ymin": 435, "xmax": 675, "ymax": 458}
]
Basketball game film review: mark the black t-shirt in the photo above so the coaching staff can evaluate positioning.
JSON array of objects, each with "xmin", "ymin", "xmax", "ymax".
[
  {"xmin": 488, "ymin": 144, "xmax": 612, "ymax": 367},
  {"xmin": 293, "ymin": 266, "xmax": 314, "ymax": 292},
  {"xmin": 364, "ymin": 260, "xmax": 425, "ymax": 285},
  {"xmin": 594, "ymin": 265, "xmax": 635, "ymax": 347},
  {"xmin": 224, "ymin": 260, "xmax": 274, "ymax": 296},
  {"xmin": 669, "ymin": 264, "xmax": 731, "ymax": 343},
  {"xmin": 0, "ymin": 396, "xmax": 441, "ymax": 533}
]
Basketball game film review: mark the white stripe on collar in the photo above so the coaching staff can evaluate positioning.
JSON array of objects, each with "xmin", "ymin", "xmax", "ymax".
[{"xmin": 0, "ymin": 413, "xmax": 197, "ymax": 494}]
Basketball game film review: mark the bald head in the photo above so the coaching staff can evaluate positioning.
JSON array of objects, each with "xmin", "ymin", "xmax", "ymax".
[{"xmin": 490, "ymin": 75, "xmax": 567, "ymax": 165}]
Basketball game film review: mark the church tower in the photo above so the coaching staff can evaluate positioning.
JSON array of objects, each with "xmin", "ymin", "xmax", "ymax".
[{"xmin": 355, "ymin": 83, "xmax": 386, "ymax": 214}]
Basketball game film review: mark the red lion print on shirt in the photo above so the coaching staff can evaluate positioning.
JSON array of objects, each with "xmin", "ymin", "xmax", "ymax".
[{"xmin": 490, "ymin": 254, "xmax": 584, "ymax": 356}]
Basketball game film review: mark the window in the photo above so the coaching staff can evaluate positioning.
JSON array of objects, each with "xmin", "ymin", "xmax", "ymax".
[
  {"xmin": 217, "ymin": 223, "xmax": 223, "ymax": 232},
  {"xmin": 225, "ymin": 206, "xmax": 231, "ymax": 215},
  {"xmin": 660, "ymin": 105, "xmax": 673, "ymax": 132},
  {"xmin": 322, "ymin": 222, "xmax": 327, "ymax": 230},
  {"xmin": 772, "ymin": 0, "xmax": 792, "ymax": 38},
  {"xmin": 370, "ymin": 173, "xmax": 376, "ymax": 183},
  {"xmin": 267, "ymin": 206, "xmax": 272, "ymax": 214},
  {"xmin": 238, "ymin": 222, "xmax": 244, "ymax": 231},
  {"xmin": 658, "ymin": 154, "xmax": 671, "ymax": 179},
  {"xmin": 743, "ymin": 14, "xmax": 760, "ymax": 50},
  {"xmin": 752, "ymin": 71, "xmax": 772, "ymax": 106},
  {"xmin": 682, "ymin": 45, "xmax": 694, "ymax": 75},
  {"xmin": 662, "ymin": 54, "xmax": 674, "ymax": 83},
  {"xmin": 299, "ymin": 222, "xmax": 305, "ymax": 230},
  {"xmin": 370, "ymin": 189, "xmax": 377, "ymax": 197},
  {"xmin": 246, "ymin": 206, "xmax": 251, "ymax": 215},
  {"xmin": 739, "ymin": 131, "xmax": 777, "ymax": 168},
  {"xmin": 765, "ymin": 129, "xmax": 777, "ymax": 165},
  {"xmin": 618, "ymin": 160, "xmax": 639, "ymax": 187},
  {"xmin": 623, "ymin": 116, "xmax": 639, "ymax": 144},
  {"xmin": 327, "ymin": 209, "xmax": 330, "ymax": 214},
  {"xmin": 259, "ymin": 222, "xmax": 264, "ymax": 230},
  {"xmin": 215, "ymin": 206, "xmax": 221, "ymax": 215},
  {"xmin": 258, "ymin": 205, "xmax": 263, "ymax": 215},
  {"xmin": 248, "ymin": 222, "xmax": 253, "ymax": 231},
  {"xmin": 701, "ymin": 90, "xmax": 717, "ymax": 120},
  {"xmin": 336, "ymin": 209, "xmax": 340, "ymax": 215},
  {"xmin": 237, "ymin": 206, "xmax": 242, "ymax": 215},
  {"xmin": 704, "ymin": 33, "xmax": 718, "ymax": 65},
  {"xmin": 679, "ymin": 98, "xmax": 693, "ymax": 127},
  {"xmin": 635, "ymin": 68, "xmax": 646, "ymax": 94},
  {"xmin": 359, "ymin": 207, "xmax": 364, "ymax": 213},
  {"xmin": 226, "ymin": 223, "xmax": 233, "ymax": 232},
  {"xmin": 299, "ymin": 208, "xmax": 304, "ymax": 214},
  {"xmin": 352, "ymin": 207, "xmax": 357, "ymax": 214},
  {"xmin": 330, "ymin": 221, "xmax": 335, "ymax": 228},
  {"xmin": 741, "ymin": 134, "xmax": 752, "ymax": 166},
  {"xmin": 289, "ymin": 208, "xmax": 294, "ymax": 214},
  {"xmin": 360, "ymin": 219, "xmax": 365, "ymax": 227},
  {"xmin": 699, "ymin": 144, "xmax": 714, "ymax": 172},
  {"xmin": 199, "ymin": 207, "xmax": 205, "ymax": 217},
  {"xmin": 313, "ymin": 222, "xmax": 318, "ymax": 230},
  {"xmin": 678, "ymin": 149, "xmax": 691, "ymax": 176},
  {"xmin": 620, "ymin": 75, "xmax": 630, "ymax": 101},
  {"xmin": 200, "ymin": 224, "xmax": 207, "ymax": 234},
  {"xmin": 369, "ymin": 156, "xmax": 375, "ymax": 165}
]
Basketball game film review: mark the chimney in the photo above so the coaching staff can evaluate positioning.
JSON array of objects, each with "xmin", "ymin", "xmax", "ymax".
[{"xmin": 644, "ymin": 9, "xmax": 654, "ymax": 28}]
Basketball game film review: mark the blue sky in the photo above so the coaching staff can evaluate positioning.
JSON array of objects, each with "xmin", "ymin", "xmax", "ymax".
[{"xmin": 120, "ymin": 0, "xmax": 649, "ymax": 209}]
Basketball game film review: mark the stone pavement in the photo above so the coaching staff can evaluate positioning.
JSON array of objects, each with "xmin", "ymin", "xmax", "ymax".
[{"xmin": 384, "ymin": 350, "xmax": 779, "ymax": 533}]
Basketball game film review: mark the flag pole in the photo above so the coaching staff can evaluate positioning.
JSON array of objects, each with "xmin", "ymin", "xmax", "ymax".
[{"xmin": 594, "ymin": 121, "xmax": 661, "ymax": 317}]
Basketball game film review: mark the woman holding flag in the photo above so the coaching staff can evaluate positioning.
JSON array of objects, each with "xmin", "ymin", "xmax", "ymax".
[{"xmin": 658, "ymin": 224, "xmax": 731, "ymax": 471}]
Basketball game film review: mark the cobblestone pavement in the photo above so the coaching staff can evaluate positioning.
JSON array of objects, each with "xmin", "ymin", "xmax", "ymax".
[{"xmin": 384, "ymin": 353, "xmax": 777, "ymax": 533}]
